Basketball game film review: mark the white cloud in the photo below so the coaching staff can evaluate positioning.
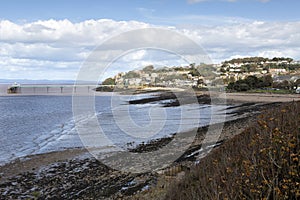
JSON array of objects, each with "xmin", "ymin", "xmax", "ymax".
[
  {"xmin": 0, "ymin": 19, "xmax": 151, "ymax": 80},
  {"xmin": 121, "ymin": 50, "xmax": 147, "ymax": 62},
  {"xmin": 0, "ymin": 19, "xmax": 151, "ymax": 45},
  {"xmin": 179, "ymin": 21, "xmax": 300, "ymax": 62},
  {"xmin": 0, "ymin": 18, "xmax": 299, "ymax": 80},
  {"xmin": 0, "ymin": 56, "xmax": 80, "ymax": 80}
]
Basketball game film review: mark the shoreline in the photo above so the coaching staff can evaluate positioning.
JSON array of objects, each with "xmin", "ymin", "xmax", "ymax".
[
  {"xmin": 0, "ymin": 116, "xmax": 254, "ymax": 199},
  {"xmin": 0, "ymin": 91, "xmax": 299, "ymax": 199},
  {"xmin": 0, "ymin": 86, "xmax": 299, "ymax": 102},
  {"xmin": 0, "ymin": 103, "xmax": 285, "ymax": 199}
]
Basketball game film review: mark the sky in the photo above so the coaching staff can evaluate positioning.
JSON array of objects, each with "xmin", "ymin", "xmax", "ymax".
[{"xmin": 0, "ymin": 0, "xmax": 300, "ymax": 80}]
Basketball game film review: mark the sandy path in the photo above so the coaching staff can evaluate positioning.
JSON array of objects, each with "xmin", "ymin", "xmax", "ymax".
[
  {"xmin": 195, "ymin": 91, "xmax": 300, "ymax": 104},
  {"xmin": 224, "ymin": 92, "xmax": 300, "ymax": 103}
]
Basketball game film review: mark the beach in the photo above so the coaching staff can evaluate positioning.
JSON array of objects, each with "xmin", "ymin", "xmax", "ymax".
[{"xmin": 0, "ymin": 91, "xmax": 299, "ymax": 199}]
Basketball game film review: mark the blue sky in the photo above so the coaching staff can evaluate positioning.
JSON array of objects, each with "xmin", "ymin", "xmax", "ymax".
[
  {"xmin": 1, "ymin": 0, "xmax": 299, "ymax": 24},
  {"xmin": 1, "ymin": 0, "xmax": 300, "ymax": 80}
]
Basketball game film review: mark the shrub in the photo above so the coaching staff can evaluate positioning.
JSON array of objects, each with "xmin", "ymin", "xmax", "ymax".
[
  {"xmin": 227, "ymin": 75, "xmax": 274, "ymax": 92},
  {"xmin": 166, "ymin": 101, "xmax": 300, "ymax": 200}
]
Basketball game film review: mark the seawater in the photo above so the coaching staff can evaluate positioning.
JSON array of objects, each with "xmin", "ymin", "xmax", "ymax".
[{"xmin": 0, "ymin": 93, "xmax": 229, "ymax": 165}]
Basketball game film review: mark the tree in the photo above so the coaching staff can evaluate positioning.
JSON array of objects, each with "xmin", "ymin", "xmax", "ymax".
[
  {"xmin": 197, "ymin": 78, "xmax": 205, "ymax": 86},
  {"xmin": 235, "ymin": 83, "xmax": 250, "ymax": 91},
  {"xmin": 189, "ymin": 63, "xmax": 196, "ymax": 68},
  {"xmin": 174, "ymin": 67, "xmax": 185, "ymax": 71},
  {"xmin": 244, "ymin": 76, "xmax": 259, "ymax": 89},
  {"xmin": 142, "ymin": 65, "xmax": 154, "ymax": 72},
  {"xmin": 226, "ymin": 75, "xmax": 274, "ymax": 92},
  {"xmin": 227, "ymin": 82, "xmax": 235, "ymax": 90},
  {"xmin": 282, "ymin": 80, "xmax": 290, "ymax": 90},
  {"xmin": 220, "ymin": 67, "xmax": 226, "ymax": 73},
  {"xmin": 102, "ymin": 78, "xmax": 115, "ymax": 85},
  {"xmin": 261, "ymin": 75, "xmax": 273, "ymax": 87},
  {"xmin": 287, "ymin": 57, "xmax": 293, "ymax": 63},
  {"xmin": 124, "ymin": 71, "xmax": 140, "ymax": 79},
  {"xmin": 189, "ymin": 68, "xmax": 201, "ymax": 77},
  {"xmin": 229, "ymin": 77, "xmax": 235, "ymax": 83}
]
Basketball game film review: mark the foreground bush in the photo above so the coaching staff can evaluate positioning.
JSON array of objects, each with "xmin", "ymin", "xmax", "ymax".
[{"xmin": 166, "ymin": 101, "xmax": 300, "ymax": 200}]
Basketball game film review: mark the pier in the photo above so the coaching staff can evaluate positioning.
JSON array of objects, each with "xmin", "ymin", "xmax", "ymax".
[{"xmin": 7, "ymin": 84, "xmax": 115, "ymax": 94}]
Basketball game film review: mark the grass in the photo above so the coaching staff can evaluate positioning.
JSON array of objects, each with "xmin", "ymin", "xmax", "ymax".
[{"xmin": 166, "ymin": 101, "xmax": 300, "ymax": 200}]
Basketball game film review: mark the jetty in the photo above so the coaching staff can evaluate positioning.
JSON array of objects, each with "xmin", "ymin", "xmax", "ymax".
[{"xmin": 7, "ymin": 84, "xmax": 115, "ymax": 94}]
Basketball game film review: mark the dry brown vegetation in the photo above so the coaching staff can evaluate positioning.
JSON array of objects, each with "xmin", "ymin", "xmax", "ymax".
[{"xmin": 166, "ymin": 101, "xmax": 300, "ymax": 200}]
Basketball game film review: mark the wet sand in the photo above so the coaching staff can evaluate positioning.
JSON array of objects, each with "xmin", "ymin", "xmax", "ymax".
[
  {"xmin": 0, "ymin": 148, "xmax": 89, "ymax": 183},
  {"xmin": 0, "ymin": 116, "xmax": 254, "ymax": 199}
]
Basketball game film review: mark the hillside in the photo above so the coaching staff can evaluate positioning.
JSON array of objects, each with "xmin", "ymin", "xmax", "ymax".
[{"xmin": 166, "ymin": 101, "xmax": 300, "ymax": 199}]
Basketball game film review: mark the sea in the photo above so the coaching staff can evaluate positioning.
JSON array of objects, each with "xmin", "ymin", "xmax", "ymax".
[{"xmin": 0, "ymin": 84, "xmax": 230, "ymax": 166}]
